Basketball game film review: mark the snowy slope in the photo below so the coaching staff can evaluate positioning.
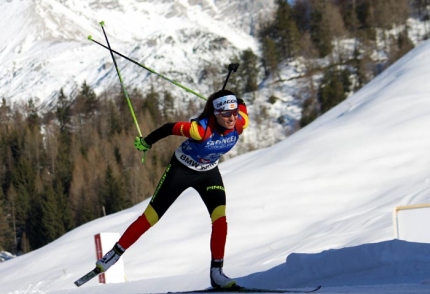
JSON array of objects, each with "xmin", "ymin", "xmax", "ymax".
[{"xmin": 1, "ymin": 34, "xmax": 430, "ymax": 294}]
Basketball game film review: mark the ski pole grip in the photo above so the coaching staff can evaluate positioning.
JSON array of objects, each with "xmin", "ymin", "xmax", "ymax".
[{"xmin": 229, "ymin": 63, "xmax": 239, "ymax": 72}]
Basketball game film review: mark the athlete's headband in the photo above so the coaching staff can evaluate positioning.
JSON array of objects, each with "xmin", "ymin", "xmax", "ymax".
[{"xmin": 213, "ymin": 95, "xmax": 237, "ymax": 112}]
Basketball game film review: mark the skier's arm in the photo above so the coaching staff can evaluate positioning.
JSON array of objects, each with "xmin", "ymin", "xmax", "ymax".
[
  {"xmin": 143, "ymin": 121, "xmax": 205, "ymax": 146},
  {"xmin": 236, "ymin": 98, "xmax": 249, "ymax": 130}
]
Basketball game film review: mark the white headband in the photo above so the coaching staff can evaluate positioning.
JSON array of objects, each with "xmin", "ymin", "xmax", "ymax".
[{"xmin": 213, "ymin": 95, "xmax": 237, "ymax": 111}]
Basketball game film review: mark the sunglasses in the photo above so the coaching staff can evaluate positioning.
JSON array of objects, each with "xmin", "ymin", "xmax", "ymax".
[{"xmin": 219, "ymin": 109, "xmax": 239, "ymax": 117}]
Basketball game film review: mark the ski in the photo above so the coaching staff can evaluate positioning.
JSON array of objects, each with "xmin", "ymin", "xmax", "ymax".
[
  {"xmin": 74, "ymin": 267, "xmax": 101, "ymax": 287},
  {"xmin": 168, "ymin": 285, "xmax": 321, "ymax": 293}
]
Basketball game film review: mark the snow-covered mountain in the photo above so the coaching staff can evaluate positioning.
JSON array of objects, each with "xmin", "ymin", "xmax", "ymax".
[{"xmin": 0, "ymin": 0, "xmax": 274, "ymax": 110}]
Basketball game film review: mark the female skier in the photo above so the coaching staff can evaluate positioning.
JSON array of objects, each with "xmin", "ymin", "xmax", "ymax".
[{"xmin": 95, "ymin": 89, "xmax": 248, "ymax": 288}]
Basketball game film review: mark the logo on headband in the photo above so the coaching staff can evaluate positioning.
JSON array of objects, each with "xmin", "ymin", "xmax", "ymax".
[{"xmin": 213, "ymin": 95, "xmax": 237, "ymax": 111}]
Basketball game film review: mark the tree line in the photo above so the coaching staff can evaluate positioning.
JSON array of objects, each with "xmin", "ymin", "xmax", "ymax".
[{"xmin": 0, "ymin": 83, "xmax": 192, "ymax": 254}]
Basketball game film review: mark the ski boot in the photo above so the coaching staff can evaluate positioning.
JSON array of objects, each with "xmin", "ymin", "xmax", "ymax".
[
  {"xmin": 96, "ymin": 242, "xmax": 125, "ymax": 272},
  {"xmin": 210, "ymin": 259, "xmax": 237, "ymax": 288}
]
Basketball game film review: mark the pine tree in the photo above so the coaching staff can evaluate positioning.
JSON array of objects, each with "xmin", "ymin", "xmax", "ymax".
[
  {"xmin": 240, "ymin": 49, "xmax": 259, "ymax": 93},
  {"xmin": 260, "ymin": 36, "xmax": 280, "ymax": 79},
  {"xmin": 318, "ymin": 66, "xmax": 351, "ymax": 113},
  {"xmin": 71, "ymin": 153, "xmax": 101, "ymax": 226},
  {"xmin": 0, "ymin": 189, "xmax": 14, "ymax": 251},
  {"xmin": 300, "ymin": 97, "xmax": 319, "ymax": 127},
  {"xmin": 352, "ymin": 42, "xmax": 368, "ymax": 90},
  {"xmin": 56, "ymin": 89, "xmax": 72, "ymax": 132},
  {"xmin": 54, "ymin": 133, "xmax": 73, "ymax": 194},
  {"xmin": 25, "ymin": 98, "xmax": 40, "ymax": 131},
  {"xmin": 12, "ymin": 156, "xmax": 36, "ymax": 254},
  {"xmin": 41, "ymin": 185, "xmax": 66, "ymax": 242},
  {"xmin": 162, "ymin": 91, "xmax": 175, "ymax": 120},
  {"xmin": 274, "ymin": 0, "xmax": 300, "ymax": 59},
  {"xmin": 27, "ymin": 184, "xmax": 67, "ymax": 249},
  {"xmin": 4, "ymin": 183, "xmax": 18, "ymax": 254},
  {"xmin": 100, "ymin": 165, "xmax": 126, "ymax": 215},
  {"xmin": 54, "ymin": 90, "xmax": 75, "ymax": 233},
  {"xmin": 143, "ymin": 87, "xmax": 162, "ymax": 125},
  {"xmin": 74, "ymin": 82, "xmax": 98, "ymax": 158},
  {"xmin": 75, "ymin": 81, "xmax": 98, "ymax": 118},
  {"xmin": 107, "ymin": 99, "xmax": 123, "ymax": 136},
  {"xmin": 60, "ymin": 192, "xmax": 75, "ymax": 232},
  {"xmin": 355, "ymin": 0, "xmax": 377, "ymax": 40},
  {"xmin": 309, "ymin": 0, "xmax": 334, "ymax": 57},
  {"xmin": 26, "ymin": 191, "xmax": 44, "ymax": 250}
]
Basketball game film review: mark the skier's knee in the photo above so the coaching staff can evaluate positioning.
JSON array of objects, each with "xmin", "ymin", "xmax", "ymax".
[
  {"xmin": 211, "ymin": 205, "xmax": 226, "ymax": 223},
  {"xmin": 143, "ymin": 204, "xmax": 159, "ymax": 226}
]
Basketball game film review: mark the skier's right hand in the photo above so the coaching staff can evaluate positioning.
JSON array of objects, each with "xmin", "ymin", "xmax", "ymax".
[
  {"xmin": 135, "ymin": 137, "xmax": 151, "ymax": 164},
  {"xmin": 134, "ymin": 137, "xmax": 151, "ymax": 152}
]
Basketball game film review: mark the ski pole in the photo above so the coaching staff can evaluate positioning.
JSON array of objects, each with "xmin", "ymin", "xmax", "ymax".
[
  {"xmin": 87, "ymin": 35, "xmax": 207, "ymax": 101},
  {"xmin": 222, "ymin": 63, "xmax": 239, "ymax": 90},
  {"xmin": 99, "ymin": 21, "xmax": 147, "ymax": 163},
  {"xmin": 99, "ymin": 21, "xmax": 142, "ymax": 137}
]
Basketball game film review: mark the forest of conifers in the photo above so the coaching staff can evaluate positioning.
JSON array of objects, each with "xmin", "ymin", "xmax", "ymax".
[{"xmin": 1, "ymin": 0, "xmax": 429, "ymax": 255}]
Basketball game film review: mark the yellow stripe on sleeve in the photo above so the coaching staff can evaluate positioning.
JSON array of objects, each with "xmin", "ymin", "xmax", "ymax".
[
  {"xmin": 189, "ymin": 121, "xmax": 203, "ymax": 140},
  {"xmin": 239, "ymin": 111, "xmax": 249, "ymax": 129}
]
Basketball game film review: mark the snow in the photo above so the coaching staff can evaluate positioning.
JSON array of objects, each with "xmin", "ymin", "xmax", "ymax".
[
  {"xmin": 1, "ymin": 33, "xmax": 430, "ymax": 294},
  {"xmin": 0, "ymin": 251, "xmax": 15, "ymax": 263}
]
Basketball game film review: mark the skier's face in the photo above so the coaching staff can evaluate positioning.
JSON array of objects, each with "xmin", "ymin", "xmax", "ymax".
[{"xmin": 215, "ymin": 109, "xmax": 238, "ymax": 129}]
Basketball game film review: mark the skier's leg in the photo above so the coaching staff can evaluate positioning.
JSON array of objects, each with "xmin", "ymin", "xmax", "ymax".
[
  {"xmin": 117, "ymin": 204, "xmax": 159, "ymax": 249},
  {"xmin": 97, "ymin": 158, "xmax": 190, "ymax": 272},
  {"xmin": 210, "ymin": 206, "xmax": 228, "ymax": 261},
  {"xmin": 194, "ymin": 169, "xmax": 236, "ymax": 288}
]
